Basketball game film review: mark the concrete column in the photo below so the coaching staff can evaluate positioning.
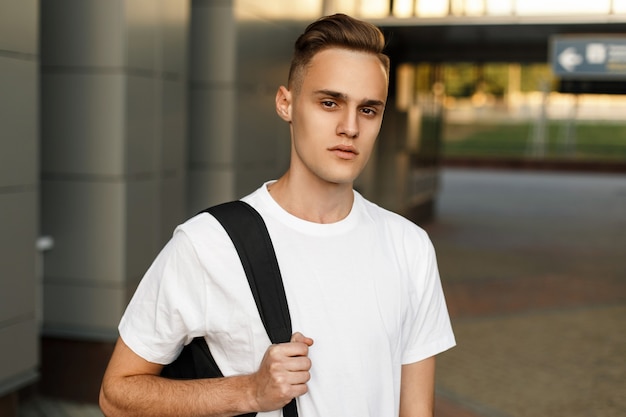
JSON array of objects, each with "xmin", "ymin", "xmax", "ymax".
[
  {"xmin": 188, "ymin": 0, "xmax": 237, "ymax": 212},
  {"xmin": 0, "ymin": 0, "xmax": 40, "ymax": 404},
  {"xmin": 40, "ymin": 0, "xmax": 189, "ymax": 341},
  {"xmin": 232, "ymin": 2, "xmax": 301, "ymax": 196}
]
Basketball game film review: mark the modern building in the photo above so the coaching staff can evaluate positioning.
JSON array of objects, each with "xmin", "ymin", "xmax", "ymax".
[{"xmin": 1, "ymin": 1, "xmax": 624, "ymax": 415}]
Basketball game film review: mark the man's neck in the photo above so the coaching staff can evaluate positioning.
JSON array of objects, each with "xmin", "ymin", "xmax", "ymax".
[{"xmin": 267, "ymin": 172, "xmax": 354, "ymax": 224}]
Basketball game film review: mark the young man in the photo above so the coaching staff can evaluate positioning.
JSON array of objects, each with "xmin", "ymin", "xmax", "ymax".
[{"xmin": 100, "ymin": 13, "xmax": 455, "ymax": 417}]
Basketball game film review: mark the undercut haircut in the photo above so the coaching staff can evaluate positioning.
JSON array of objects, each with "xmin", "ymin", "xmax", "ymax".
[{"xmin": 287, "ymin": 13, "xmax": 390, "ymax": 93}]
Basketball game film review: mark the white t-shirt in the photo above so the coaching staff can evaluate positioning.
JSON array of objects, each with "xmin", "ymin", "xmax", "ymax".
[{"xmin": 119, "ymin": 183, "xmax": 455, "ymax": 416}]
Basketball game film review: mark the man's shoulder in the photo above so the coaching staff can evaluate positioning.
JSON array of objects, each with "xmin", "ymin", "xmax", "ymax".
[
  {"xmin": 240, "ymin": 183, "xmax": 268, "ymax": 208},
  {"xmin": 171, "ymin": 208, "xmax": 234, "ymax": 252},
  {"xmin": 357, "ymin": 193, "xmax": 428, "ymax": 238}
]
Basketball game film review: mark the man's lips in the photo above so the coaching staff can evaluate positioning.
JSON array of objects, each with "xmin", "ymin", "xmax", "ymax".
[{"xmin": 328, "ymin": 144, "xmax": 359, "ymax": 159}]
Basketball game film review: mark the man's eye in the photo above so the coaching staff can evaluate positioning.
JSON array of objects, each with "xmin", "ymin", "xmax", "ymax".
[
  {"xmin": 361, "ymin": 108, "xmax": 376, "ymax": 116},
  {"xmin": 321, "ymin": 101, "xmax": 336, "ymax": 108}
]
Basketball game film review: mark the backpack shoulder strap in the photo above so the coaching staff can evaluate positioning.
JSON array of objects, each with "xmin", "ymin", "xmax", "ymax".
[
  {"xmin": 162, "ymin": 200, "xmax": 297, "ymax": 417},
  {"xmin": 206, "ymin": 201, "xmax": 298, "ymax": 417},
  {"xmin": 206, "ymin": 200, "xmax": 292, "ymax": 344}
]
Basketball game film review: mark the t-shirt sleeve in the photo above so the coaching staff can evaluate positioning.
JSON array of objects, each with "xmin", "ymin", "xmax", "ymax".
[
  {"xmin": 118, "ymin": 228, "xmax": 208, "ymax": 365},
  {"xmin": 401, "ymin": 228, "xmax": 456, "ymax": 364}
]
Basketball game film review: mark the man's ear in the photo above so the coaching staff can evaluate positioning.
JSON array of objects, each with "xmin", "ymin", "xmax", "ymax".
[{"xmin": 275, "ymin": 86, "xmax": 292, "ymax": 122}]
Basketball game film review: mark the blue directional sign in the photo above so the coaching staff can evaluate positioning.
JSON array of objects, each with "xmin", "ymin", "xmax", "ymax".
[{"xmin": 551, "ymin": 35, "xmax": 626, "ymax": 79}]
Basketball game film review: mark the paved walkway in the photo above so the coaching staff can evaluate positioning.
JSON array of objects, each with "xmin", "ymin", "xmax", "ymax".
[
  {"xmin": 19, "ymin": 167, "xmax": 626, "ymax": 417},
  {"xmin": 427, "ymin": 168, "xmax": 626, "ymax": 417}
]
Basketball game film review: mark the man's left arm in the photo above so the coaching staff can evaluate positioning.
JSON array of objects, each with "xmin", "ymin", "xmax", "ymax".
[{"xmin": 399, "ymin": 356, "xmax": 436, "ymax": 417}]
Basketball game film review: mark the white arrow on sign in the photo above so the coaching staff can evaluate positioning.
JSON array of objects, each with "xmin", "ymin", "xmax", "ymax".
[{"xmin": 558, "ymin": 47, "xmax": 583, "ymax": 72}]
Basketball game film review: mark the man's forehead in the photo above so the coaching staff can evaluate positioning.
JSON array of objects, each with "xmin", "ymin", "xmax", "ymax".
[
  {"xmin": 308, "ymin": 47, "xmax": 386, "ymax": 73},
  {"xmin": 302, "ymin": 49, "xmax": 388, "ymax": 99}
]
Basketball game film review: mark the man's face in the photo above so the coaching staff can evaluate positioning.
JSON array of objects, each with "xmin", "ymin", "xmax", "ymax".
[{"xmin": 280, "ymin": 47, "xmax": 388, "ymax": 187}]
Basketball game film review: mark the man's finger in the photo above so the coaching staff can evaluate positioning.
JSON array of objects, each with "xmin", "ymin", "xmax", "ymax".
[{"xmin": 290, "ymin": 332, "xmax": 314, "ymax": 346}]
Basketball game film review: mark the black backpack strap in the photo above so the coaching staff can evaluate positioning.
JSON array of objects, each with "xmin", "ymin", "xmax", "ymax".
[
  {"xmin": 207, "ymin": 201, "xmax": 292, "ymax": 344},
  {"xmin": 161, "ymin": 200, "xmax": 297, "ymax": 417},
  {"xmin": 208, "ymin": 201, "xmax": 298, "ymax": 417}
]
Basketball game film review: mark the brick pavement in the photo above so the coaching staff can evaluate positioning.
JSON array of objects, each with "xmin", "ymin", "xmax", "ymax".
[{"xmin": 428, "ymin": 168, "xmax": 626, "ymax": 417}]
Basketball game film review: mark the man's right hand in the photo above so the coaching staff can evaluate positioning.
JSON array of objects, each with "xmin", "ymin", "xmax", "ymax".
[
  {"xmin": 100, "ymin": 335, "xmax": 314, "ymax": 417},
  {"xmin": 249, "ymin": 332, "xmax": 314, "ymax": 412}
]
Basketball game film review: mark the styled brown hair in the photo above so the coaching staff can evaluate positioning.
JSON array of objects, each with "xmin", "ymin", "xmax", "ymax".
[{"xmin": 287, "ymin": 13, "xmax": 390, "ymax": 92}]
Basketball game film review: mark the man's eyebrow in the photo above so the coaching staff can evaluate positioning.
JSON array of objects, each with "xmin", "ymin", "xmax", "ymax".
[
  {"xmin": 314, "ymin": 89, "xmax": 347, "ymax": 100},
  {"xmin": 362, "ymin": 98, "xmax": 386, "ymax": 107},
  {"xmin": 314, "ymin": 89, "xmax": 385, "ymax": 107}
]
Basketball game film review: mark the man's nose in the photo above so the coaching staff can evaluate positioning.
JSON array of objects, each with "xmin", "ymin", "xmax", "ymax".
[{"xmin": 336, "ymin": 109, "xmax": 359, "ymax": 138}]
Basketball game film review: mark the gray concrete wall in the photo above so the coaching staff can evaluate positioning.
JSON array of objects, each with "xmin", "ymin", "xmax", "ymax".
[
  {"xmin": 0, "ymin": 0, "xmax": 40, "ymax": 398},
  {"xmin": 40, "ymin": 0, "xmax": 189, "ymax": 340},
  {"xmin": 233, "ymin": 4, "xmax": 306, "ymax": 197},
  {"xmin": 187, "ymin": 0, "xmax": 238, "ymax": 212}
]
